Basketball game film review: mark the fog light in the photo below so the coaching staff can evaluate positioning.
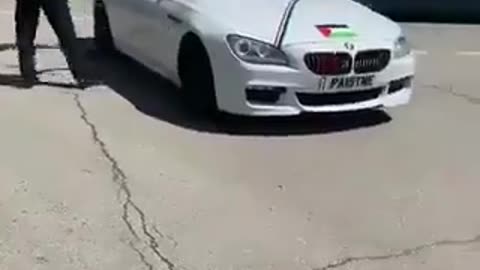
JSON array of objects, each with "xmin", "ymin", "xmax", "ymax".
[
  {"xmin": 388, "ymin": 76, "xmax": 412, "ymax": 94},
  {"xmin": 245, "ymin": 86, "xmax": 286, "ymax": 104}
]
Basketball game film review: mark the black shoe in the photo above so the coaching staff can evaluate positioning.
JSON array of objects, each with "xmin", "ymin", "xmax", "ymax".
[
  {"xmin": 18, "ymin": 51, "xmax": 37, "ymax": 88},
  {"xmin": 18, "ymin": 73, "xmax": 38, "ymax": 89}
]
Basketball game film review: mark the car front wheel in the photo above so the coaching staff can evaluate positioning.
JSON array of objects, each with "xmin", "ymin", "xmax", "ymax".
[
  {"xmin": 94, "ymin": 0, "xmax": 115, "ymax": 53},
  {"xmin": 178, "ymin": 36, "xmax": 219, "ymax": 116}
]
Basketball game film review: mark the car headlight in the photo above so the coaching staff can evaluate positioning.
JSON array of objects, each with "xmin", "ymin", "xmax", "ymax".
[
  {"xmin": 393, "ymin": 36, "xmax": 411, "ymax": 58},
  {"xmin": 226, "ymin": 34, "xmax": 289, "ymax": 66}
]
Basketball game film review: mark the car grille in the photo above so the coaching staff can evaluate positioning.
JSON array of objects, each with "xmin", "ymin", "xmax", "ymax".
[
  {"xmin": 354, "ymin": 49, "xmax": 391, "ymax": 74},
  {"xmin": 304, "ymin": 49, "xmax": 391, "ymax": 75},
  {"xmin": 296, "ymin": 87, "xmax": 384, "ymax": 106},
  {"xmin": 304, "ymin": 52, "xmax": 352, "ymax": 75}
]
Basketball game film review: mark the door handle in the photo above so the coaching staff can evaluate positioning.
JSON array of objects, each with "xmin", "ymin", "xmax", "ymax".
[{"xmin": 167, "ymin": 13, "xmax": 182, "ymax": 24}]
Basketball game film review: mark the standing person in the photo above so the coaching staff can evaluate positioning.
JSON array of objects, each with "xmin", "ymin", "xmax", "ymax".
[{"xmin": 15, "ymin": 0, "xmax": 92, "ymax": 88}]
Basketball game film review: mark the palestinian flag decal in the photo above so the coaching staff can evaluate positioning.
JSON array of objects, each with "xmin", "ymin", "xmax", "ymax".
[{"xmin": 316, "ymin": 24, "xmax": 357, "ymax": 39}]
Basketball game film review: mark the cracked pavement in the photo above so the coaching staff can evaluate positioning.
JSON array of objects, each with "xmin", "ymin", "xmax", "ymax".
[
  {"xmin": 1, "ymin": 2, "xmax": 480, "ymax": 270},
  {"xmin": 73, "ymin": 93, "xmax": 177, "ymax": 270},
  {"xmin": 316, "ymin": 234, "xmax": 480, "ymax": 270}
]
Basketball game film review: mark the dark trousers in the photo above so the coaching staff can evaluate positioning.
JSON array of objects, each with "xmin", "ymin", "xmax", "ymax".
[{"xmin": 15, "ymin": 0, "xmax": 85, "ymax": 80}]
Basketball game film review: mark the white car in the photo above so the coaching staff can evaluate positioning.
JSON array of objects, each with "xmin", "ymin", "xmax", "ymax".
[{"xmin": 93, "ymin": 0, "xmax": 415, "ymax": 116}]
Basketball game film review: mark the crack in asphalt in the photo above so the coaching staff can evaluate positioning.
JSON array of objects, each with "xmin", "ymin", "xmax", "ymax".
[
  {"xmin": 422, "ymin": 83, "xmax": 480, "ymax": 105},
  {"xmin": 153, "ymin": 225, "xmax": 179, "ymax": 248},
  {"xmin": 72, "ymin": 93, "xmax": 177, "ymax": 270},
  {"xmin": 444, "ymin": 86, "xmax": 480, "ymax": 105},
  {"xmin": 315, "ymin": 234, "xmax": 480, "ymax": 270},
  {"xmin": 69, "ymin": 90, "xmax": 480, "ymax": 270},
  {"xmin": 129, "ymin": 241, "xmax": 154, "ymax": 270}
]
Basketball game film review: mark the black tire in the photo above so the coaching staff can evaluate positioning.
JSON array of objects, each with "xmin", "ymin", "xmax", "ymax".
[
  {"xmin": 94, "ymin": 0, "xmax": 115, "ymax": 53},
  {"xmin": 178, "ymin": 36, "xmax": 219, "ymax": 116}
]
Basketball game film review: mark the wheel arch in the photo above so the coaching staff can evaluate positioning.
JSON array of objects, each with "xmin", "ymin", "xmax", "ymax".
[
  {"xmin": 175, "ymin": 13, "xmax": 243, "ymax": 113},
  {"xmin": 177, "ymin": 31, "xmax": 203, "ymax": 71},
  {"xmin": 176, "ymin": 12, "xmax": 234, "ymax": 74},
  {"xmin": 93, "ymin": 0, "xmax": 116, "ymax": 51},
  {"xmin": 176, "ymin": 30, "xmax": 222, "ymax": 113},
  {"xmin": 177, "ymin": 31, "xmax": 217, "ymax": 88}
]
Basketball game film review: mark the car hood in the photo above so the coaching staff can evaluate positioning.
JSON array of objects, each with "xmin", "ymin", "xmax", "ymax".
[{"xmin": 196, "ymin": 0, "xmax": 401, "ymax": 46}]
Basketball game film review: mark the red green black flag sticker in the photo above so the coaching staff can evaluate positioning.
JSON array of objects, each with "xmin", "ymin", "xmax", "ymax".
[{"xmin": 316, "ymin": 24, "xmax": 357, "ymax": 39}]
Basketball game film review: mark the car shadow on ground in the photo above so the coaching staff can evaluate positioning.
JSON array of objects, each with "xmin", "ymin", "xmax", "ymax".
[{"xmin": 0, "ymin": 39, "xmax": 392, "ymax": 136}]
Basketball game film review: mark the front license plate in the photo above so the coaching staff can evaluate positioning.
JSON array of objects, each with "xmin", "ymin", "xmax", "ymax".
[{"xmin": 318, "ymin": 75, "xmax": 375, "ymax": 92}]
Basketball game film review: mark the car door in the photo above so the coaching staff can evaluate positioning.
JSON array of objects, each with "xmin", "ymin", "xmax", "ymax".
[
  {"xmin": 104, "ymin": 0, "xmax": 149, "ymax": 55},
  {"xmin": 150, "ymin": 0, "xmax": 192, "ymax": 82},
  {"xmin": 108, "ymin": 0, "xmax": 192, "ymax": 81},
  {"xmin": 105, "ymin": 0, "xmax": 167, "ymax": 71},
  {"xmin": 127, "ymin": 0, "xmax": 174, "ymax": 78}
]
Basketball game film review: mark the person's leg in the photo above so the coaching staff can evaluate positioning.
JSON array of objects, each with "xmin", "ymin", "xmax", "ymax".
[
  {"xmin": 15, "ymin": 0, "xmax": 41, "ymax": 83},
  {"xmin": 40, "ymin": 0, "xmax": 87, "ymax": 82}
]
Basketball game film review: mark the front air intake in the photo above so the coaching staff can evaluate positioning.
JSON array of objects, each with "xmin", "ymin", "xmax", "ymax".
[
  {"xmin": 304, "ymin": 52, "xmax": 352, "ymax": 75},
  {"xmin": 354, "ymin": 49, "xmax": 391, "ymax": 74}
]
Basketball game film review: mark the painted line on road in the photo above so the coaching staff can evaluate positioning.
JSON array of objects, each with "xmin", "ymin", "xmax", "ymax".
[
  {"xmin": 413, "ymin": 50, "xmax": 428, "ymax": 56},
  {"xmin": 456, "ymin": 51, "xmax": 480, "ymax": 57},
  {"xmin": 412, "ymin": 50, "xmax": 480, "ymax": 57}
]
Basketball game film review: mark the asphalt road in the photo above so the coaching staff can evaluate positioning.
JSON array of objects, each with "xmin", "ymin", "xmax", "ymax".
[{"xmin": 1, "ymin": 3, "xmax": 480, "ymax": 270}]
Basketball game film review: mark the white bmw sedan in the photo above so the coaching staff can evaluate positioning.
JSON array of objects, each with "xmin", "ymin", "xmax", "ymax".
[{"xmin": 93, "ymin": 0, "xmax": 415, "ymax": 116}]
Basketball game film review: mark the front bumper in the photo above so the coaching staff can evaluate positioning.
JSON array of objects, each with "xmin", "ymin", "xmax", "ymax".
[{"xmin": 210, "ymin": 41, "xmax": 415, "ymax": 116}]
